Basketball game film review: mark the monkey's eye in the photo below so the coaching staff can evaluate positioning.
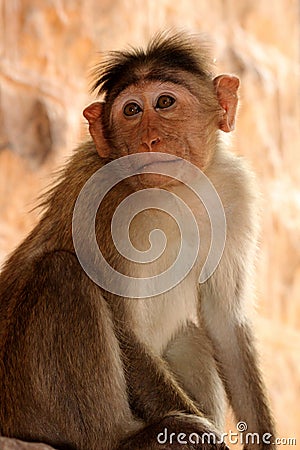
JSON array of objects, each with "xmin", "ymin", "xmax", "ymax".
[
  {"xmin": 123, "ymin": 102, "xmax": 142, "ymax": 117},
  {"xmin": 156, "ymin": 95, "xmax": 176, "ymax": 110}
]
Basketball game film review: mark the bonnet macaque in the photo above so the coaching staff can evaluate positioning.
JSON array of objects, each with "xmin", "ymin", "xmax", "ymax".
[{"xmin": 0, "ymin": 32, "xmax": 275, "ymax": 450}]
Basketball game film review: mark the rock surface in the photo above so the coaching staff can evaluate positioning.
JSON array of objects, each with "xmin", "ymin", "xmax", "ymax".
[
  {"xmin": 0, "ymin": 0, "xmax": 299, "ymax": 448},
  {"xmin": 0, "ymin": 437, "xmax": 54, "ymax": 450}
]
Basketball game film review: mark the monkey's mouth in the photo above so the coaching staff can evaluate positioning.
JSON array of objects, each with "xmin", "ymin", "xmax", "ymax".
[
  {"xmin": 134, "ymin": 158, "xmax": 184, "ymax": 188},
  {"xmin": 137, "ymin": 157, "xmax": 180, "ymax": 173}
]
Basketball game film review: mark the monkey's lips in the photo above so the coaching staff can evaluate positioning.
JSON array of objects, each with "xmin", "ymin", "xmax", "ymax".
[
  {"xmin": 137, "ymin": 157, "xmax": 181, "ymax": 173},
  {"xmin": 133, "ymin": 157, "xmax": 183, "ymax": 188}
]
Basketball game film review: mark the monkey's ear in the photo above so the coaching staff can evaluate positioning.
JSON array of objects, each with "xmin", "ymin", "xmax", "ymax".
[
  {"xmin": 83, "ymin": 102, "xmax": 110, "ymax": 157},
  {"xmin": 213, "ymin": 75, "xmax": 240, "ymax": 133}
]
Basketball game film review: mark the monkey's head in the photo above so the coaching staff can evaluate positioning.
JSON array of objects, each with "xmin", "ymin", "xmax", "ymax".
[{"xmin": 83, "ymin": 32, "xmax": 239, "ymax": 187}]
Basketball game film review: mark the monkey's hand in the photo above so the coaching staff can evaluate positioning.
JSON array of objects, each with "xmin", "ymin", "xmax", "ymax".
[{"xmin": 118, "ymin": 413, "xmax": 229, "ymax": 449}]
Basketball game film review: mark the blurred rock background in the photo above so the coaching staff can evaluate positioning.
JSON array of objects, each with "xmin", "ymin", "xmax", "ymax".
[{"xmin": 0, "ymin": 0, "xmax": 299, "ymax": 448}]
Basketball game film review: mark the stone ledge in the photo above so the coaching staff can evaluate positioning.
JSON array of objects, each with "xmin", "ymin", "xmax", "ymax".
[{"xmin": 0, "ymin": 437, "xmax": 54, "ymax": 450}]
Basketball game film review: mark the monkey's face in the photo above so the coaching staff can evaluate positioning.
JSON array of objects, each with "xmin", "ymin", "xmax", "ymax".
[{"xmin": 108, "ymin": 78, "xmax": 219, "ymax": 188}]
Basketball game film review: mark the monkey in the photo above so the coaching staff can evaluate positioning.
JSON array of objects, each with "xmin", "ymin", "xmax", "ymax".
[{"xmin": 0, "ymin": 32, "xmax": 276, "ymax": 450}]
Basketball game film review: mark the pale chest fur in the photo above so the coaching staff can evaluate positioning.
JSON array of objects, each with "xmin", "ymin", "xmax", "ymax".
[
  {"xmin": 126, "ymin": 186, "xmax": 210, "ymax": 355},
  {"xmin": 131, "ymin": 276, "xmax": 199, "ymax": 355}
]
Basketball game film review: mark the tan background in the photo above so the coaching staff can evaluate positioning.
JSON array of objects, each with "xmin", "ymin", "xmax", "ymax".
[{"xmin": 0, "ymin": 0, "xmax": 299, "ymax": 448}]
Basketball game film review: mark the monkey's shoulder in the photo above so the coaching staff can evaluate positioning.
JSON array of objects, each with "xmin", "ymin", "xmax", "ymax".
[
  {"xmin": 210, "ymin": 148, "xmax": 257, "ymax": 193},
  {"xmin": 210, "ymin": 149, "xmax": 258, "ymax": 208},
  {"xmin": 206, "ymin": 149, "xmax": 260, "ymax": 245}
]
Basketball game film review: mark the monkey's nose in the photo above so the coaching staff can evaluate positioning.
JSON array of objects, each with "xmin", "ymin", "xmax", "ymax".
[{"xmin": 141, "ymin": 136, "xmax": 161, "ymax": 151}]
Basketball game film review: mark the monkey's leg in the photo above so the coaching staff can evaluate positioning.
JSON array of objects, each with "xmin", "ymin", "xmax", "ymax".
[
  {"xmin": 117, "ymin": 328, "xmax": 203, "ymax": 420},
  {"xmin": 163, "ymin": 322, "xmax": 227, "ymax": 430},
  {"xmin": 0, "ymin": 251, "xmax": 137, "ymax": 450},
  {"xmin": 114, "ymin": 328, "xmax": 228, "ymax": 449}
]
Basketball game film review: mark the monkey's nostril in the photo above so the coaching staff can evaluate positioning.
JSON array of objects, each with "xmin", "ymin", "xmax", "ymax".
[{"xmin": 150, "ymin": 137, "xmax": 160, "ymax": 147}]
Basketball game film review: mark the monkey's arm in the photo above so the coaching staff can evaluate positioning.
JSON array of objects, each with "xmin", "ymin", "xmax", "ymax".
[
  {"xmin": 117, "ymin": 327, "xmax": 204, "ymax": 421},
  {"xmin": 0, "ymin": 251, "xmax": 133, "ymax": 449},
  {"xmin": 200, "ymin": 240, "xmax": 276, "ymax": 449},
  {"xmin": 115, "ymin": 329, "xmax": 228, "ymax": 448}
]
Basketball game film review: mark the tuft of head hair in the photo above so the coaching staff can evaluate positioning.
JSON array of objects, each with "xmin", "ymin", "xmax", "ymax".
[{"xmin": 92, "ymin": 31, "xmax": 214, "ymax": 102}]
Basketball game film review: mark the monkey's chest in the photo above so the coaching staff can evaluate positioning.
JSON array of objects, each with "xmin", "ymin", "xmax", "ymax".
[
  {"xmin": 119, "ymin": 202, "xmax": 210, "ymax": 354},
  {"xmin": 127, "ymin": 233, "xmax": 201, "ymax": 355},
  {"xmin": 131, "ymin": 280, "xmax": 199, "ymax": 355}
]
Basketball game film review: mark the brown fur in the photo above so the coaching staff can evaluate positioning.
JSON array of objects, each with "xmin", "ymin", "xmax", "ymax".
[{"xmin": 0, "ymin": 32, "xmax": 275, "ymax": 450}]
